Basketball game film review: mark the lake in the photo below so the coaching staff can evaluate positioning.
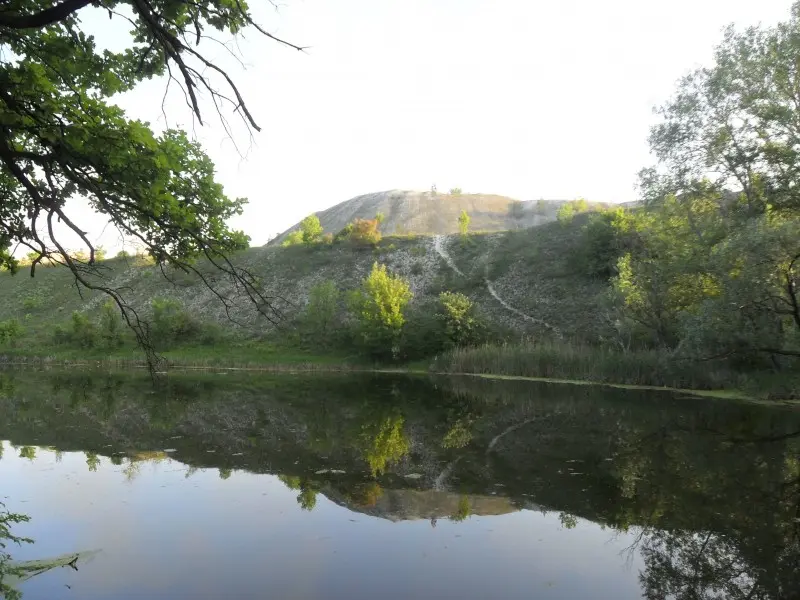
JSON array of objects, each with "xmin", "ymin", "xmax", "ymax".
[{"xmin": 0, "ymin": 369, "xmax": 798, "ymax": 599}]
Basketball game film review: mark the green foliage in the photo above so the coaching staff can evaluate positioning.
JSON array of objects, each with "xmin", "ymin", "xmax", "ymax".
[
  {"xmin": 458, "ymin": 210, "xmax": 471, "ymax": 236},
  {"xmin": 300, "ymin": 281, "xmax": 341, "ymax": 347},
  {"xmin": 151, "ymin": 298, "xmax": 208, "ymax": 347},
  {"xmin": 360, "ymin": 414, "xmax": 410, "ymax": 476},
  {"xmin": 449, "ymin": 496, "xmax": 471, "ymax": 522},
  {"xmin": 282, "ymin": 230, "xmax": 305, "ymax": 247},
  {"xmin": 437, "ymin": 291, "xmax": 484, "ymax": 348},
  {"xmin": 0, "ymin": 320, "xmax": 22, "ymax": 347},
  {"xmin": 374, "ymin": 212, "xmax": 386, "ymax": 225},
  {"xmin": 21, "ymin": 295, "xmax": 43, "ymax": 311},
  {"xmin": 300, "ymin": 215, "xmax": 324, "ymax": 244},
  {"xmin": 348, "ymin": 263, "xmax": 413, "ymax": 358},
  {"xmin": 449, "ymin": 187, "xmax": 463, "ymax": 196},
  {"xmin": 55, "ymin": 312, "xmax": 98, "ymax": 349},
  {"xmin": 576, "ymin": 208, "xmax": 636, "ymax": 279},
  {"xmin": 625, "ymin": 4, "xmax": 800, "ymax": 366},
  {"xmin": 349, "ymin": 218, "xmax": 382, "ymax": 245},
  {"xmin": 115, "ymin": 250, "xmax": 131, "ymax": 260},
  {"xmin": 99, "ymin": 301, "xmax": 124, "ymax": 348},
  {"xmin": 557, "ymin": 198, "xmax": 590, "ymax": 224}
]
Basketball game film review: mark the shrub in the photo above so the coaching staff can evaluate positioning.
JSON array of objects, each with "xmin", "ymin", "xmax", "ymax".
[
  {"xmin": 449, "ymin": 187, "xmax": 462, "ymax": 196},
  {"xmin": 60, "ymin": 311, "xmax": 98, "ymax": 349},
  {"xmin": 410, "ymin": 261, "xmax": 424, "ymax": 275},
  {"xmin": 21, "ymin": 295, "xmax": 42, "ymax": 311},
  {"xmin": 282, "ymin": 230, "xmax": 304, "ymax": 247},
  {"xmin": 458, "ymin": 210, "xmax": 470, "ymax": 236},
  {"xmin": 151, "ymin": 298, "xmax": 202, "ymax": 346},
  {"xmin": 301, "ymin": 281, "xmax": 341, "ymax": 347},
  {"xmin": 349, "ymin": 218, "xmax": 382, "ymax": 245},
  {"xmin": 557, "ymin": 198, "xmax": 590, "ymax": 224},
  {"xmin": 283, "ymin": 215, "xmax": 324, "ymax": 247},
  {"xmin": 116, "ymin": 249, "xmax": 131, "ymax": 259},
  {"xmin": 99, "ymin": 300, "xmax": 124, "ymax": 348},
  {"xmin": 299, "ymin": 214, "xmax": 323, "ymax": 244},
  {"xmin": 438, "ymin": 291, "xmax": 485, "ymax": 347},
  {"xmin": 348, "ymin": 263, "xmax": 412, "ymax": 358},
  {"xmin": 0, "ymin": 320, "xmax": 23, "ymax": 347}
]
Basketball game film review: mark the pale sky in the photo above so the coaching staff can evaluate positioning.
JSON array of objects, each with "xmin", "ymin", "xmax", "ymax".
[{"xmin": 63, "ymin": 0, "xmax": 793, "ymax": 251}]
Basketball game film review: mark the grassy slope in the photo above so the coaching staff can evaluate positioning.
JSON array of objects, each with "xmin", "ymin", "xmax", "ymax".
[{"xmin": 0, "ymin": 219, "xmax": 606, "ymax": 362}]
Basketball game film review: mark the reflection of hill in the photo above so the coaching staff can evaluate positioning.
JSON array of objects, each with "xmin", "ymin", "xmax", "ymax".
[
  {"xmin": 0, "ymin": 369, "xmax": 799, "ymax": 597},
  {"xmin": 324, "ymin": 487, "xmax": 520, "ymax": 522}
]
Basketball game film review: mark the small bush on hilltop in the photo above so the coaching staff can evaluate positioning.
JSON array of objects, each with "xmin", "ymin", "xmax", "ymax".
[
  {"xmin": 348, "ymin": 218, "xmax": 382, "ymax": 245},
  {"xmin": 283, "ymin": 214, "xmax": 324, "ymax": 247}
]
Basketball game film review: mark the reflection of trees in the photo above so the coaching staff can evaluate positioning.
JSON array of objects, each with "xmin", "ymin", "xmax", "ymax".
[
  {"xmin": 278, "ymin": 475, "xmax": 319, "ymax": 512},
  {"xmin": 219, "ymin": 468, "xmax": 233, "ymax": 480},
  {"xmin": 638, "ymin": 529, "xmax": 787, "ymax": 600},
  {"xmin": 359, "ymin": 414, "xmax": 410, "ymax": 477},
  {"xmin": 449, "ymin": 495, "xmax": 471, "ymax": 522},
  {"xmin": 85, "ymin": 452, "xmax": 101, "ymax": 472},
  {"xmin": 442, "ymin": 418, "xmax": 473, "ymax": 449},
  {"xmin": 17, "ymin": 446, "xmax": 35, "ymax": 461}
]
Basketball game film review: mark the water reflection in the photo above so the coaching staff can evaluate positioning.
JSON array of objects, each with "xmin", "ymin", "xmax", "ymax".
[{"xmin": 0, "ymin": 369, "xmax": 798, "ymax": 599}]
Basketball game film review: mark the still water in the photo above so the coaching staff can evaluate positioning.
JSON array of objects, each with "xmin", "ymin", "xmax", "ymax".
[{"xmin": 0, "ymin": 370, "xmax": 798, "ymax": 599}]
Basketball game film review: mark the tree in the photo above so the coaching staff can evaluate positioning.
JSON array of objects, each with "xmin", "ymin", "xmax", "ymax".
[
  {"xmin": 438, "ymin": 291, "xmax": 483, "ymax": 347},
  {"xmin": 347, "ymin": 218, "xmax": 381, "ymax": 245},
  {"xmin": 0, "ymin": 0, "xmax": 300, "ymax": 363},
  {"xmin": 449, "ymin": 187, "xmax": 462, "ymax": 196},
  {"xmin": 457, "ymin": 210, "xmax": 470, "ymax": 236},
  {"xmin": 629, "ymin": 3, "xmax": 800, "ymax": 362},
  {"xmin": 348, "ymin": 262, "xmax": 412, "ymax": 357},
  {"xmin": 301, "ymin": 280, "xmax": 340, "ymax": 346},
  {"xmin": 300, "ymin": 215, "xmax": 323, "ymax": 244}
]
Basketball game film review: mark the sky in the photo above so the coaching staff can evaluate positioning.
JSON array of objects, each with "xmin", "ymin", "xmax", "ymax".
[{"xmin": 64, "ymin": 0, "xmax": 794, "ymax": 251}]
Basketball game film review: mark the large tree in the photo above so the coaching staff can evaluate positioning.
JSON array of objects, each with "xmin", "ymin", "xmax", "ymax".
[
  {"xmin": 621, "ymin": 2, "xmax": 800, "ymax": 364},
  {"xmin": 0, "ymin": 0, "xmax": 302, "ymax": 358}
]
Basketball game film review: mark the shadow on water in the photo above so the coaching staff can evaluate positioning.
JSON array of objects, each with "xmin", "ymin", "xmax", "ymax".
[{"xmin": 0, "ymin": 368, "xmax": 798, "ymax": 598}]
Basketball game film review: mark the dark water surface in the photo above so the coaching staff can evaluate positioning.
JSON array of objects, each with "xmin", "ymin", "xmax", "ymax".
[{"xmin": 0, "ymin": 370, "xmax": 798, "ymax": 599}]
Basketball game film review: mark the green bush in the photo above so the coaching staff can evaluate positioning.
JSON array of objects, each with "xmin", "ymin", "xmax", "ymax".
[
  {"xmin": 348, "ymin": 262, "xmax": 412, "ymax": 359},
  {"xmin": 21, "ymin": 295, "xmax": 43, "ymax": 311},
  {"xmin": 151, "ymin": 298, "xmax": 203, "ymax": 347},
  {"xmin": 54, "ymin": 312, "xmax": 98, "ymax": 349},
  {"xmin": 0, "ymin": 320, "xmax": 23, "ymax": 347},
  {"xmin": 300, "ymin": 281, "xmax": 342, "ymax": 348},
  {"xmin": 99, "ymin": 300, "xmax": 125, "ymax": 348},
  {"xmin": 438, "ymin": 291, "xmax": 485, "ymax": 348}
]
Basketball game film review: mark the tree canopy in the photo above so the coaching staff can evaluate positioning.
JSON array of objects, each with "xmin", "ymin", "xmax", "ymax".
[
  {"xmin": 0, "ymin": 0, "xmax": 303, "ymax": 360},
  {"xmin": 612, "ymin": 2, "xmax": 800, "ymax": 367}
]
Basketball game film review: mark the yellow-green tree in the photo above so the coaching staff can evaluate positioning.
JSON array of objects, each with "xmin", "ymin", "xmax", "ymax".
[
  {"xmin": 458, "ymin": 210, "xmax": 471, "ymax": 236},
  {"xmin": 349, "ymin": 263, "xmax": 412, "ymax": 357}
]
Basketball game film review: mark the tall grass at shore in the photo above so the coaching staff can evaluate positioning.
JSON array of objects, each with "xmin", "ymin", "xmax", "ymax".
[{"xmin": 430, "ymin": 341, "xmax": 744, "ymax": 391}]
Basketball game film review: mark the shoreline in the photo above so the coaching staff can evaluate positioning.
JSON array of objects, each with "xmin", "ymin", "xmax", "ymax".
[{"xmin": 2, "ymin": 354, "xmax": 795, "ymax": 407}]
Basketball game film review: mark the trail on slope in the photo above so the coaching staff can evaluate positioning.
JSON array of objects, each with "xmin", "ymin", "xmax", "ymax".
[{"xmin": 431, "ymin": 235, "xmax": 563, "ymax": 339}]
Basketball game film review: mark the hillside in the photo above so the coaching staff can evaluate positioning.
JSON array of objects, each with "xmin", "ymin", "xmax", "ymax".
[
  {"xmin": 0, "ymin": 217, "xmax": 608, "ymax": 353},
  {"xmin": 272, "ymin": 190, "xmax": 607, "ymax": 243}
]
